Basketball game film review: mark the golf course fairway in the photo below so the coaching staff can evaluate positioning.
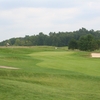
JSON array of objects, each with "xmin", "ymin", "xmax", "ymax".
[{"xmin": 0, "ymin": 46, "xmax": 100, "ymax": 100}]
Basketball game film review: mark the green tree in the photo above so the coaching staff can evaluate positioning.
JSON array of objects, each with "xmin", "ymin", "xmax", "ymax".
[
  {"xmin": 68, "ymin": 39, "xmax": 78, "ymax": 50},
  {"xmin": 15, "ymin": 39, "xmax": 21, "ymax": 46},
  {"xmin": 78, "ymin": 34, "xmax": 97, "ymax": 51}
]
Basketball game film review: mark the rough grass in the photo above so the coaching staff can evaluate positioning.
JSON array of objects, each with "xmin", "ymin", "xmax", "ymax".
[{"xmin": 0, "ymin": 46, "xmax": 100, "ymax": 100}]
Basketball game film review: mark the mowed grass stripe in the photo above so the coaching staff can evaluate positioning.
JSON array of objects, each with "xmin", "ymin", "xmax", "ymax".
[{"xmin": 30, "ymin": 51, "xmax": 100, "ymax": 76}]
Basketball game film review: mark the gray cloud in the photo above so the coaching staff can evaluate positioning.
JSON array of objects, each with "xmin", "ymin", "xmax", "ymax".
[
  {"xmin": 0, "ymin": 0, "xmax": 100, "ymax": 41},
  {"xmin": 0, "ymin": 0, "xmax": 97, "ymax": 9}
]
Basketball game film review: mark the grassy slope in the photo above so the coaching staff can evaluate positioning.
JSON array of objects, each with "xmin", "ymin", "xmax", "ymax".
[{"xmin": 0, "ymin": 46, "xmax": 100, "ymax": 100}]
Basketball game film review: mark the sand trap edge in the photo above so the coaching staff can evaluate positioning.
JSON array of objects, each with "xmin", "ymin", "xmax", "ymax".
[
  {"xmin": 91, "ymin": 53, "xmax": 100, "ymax": 58},
  {"xmin": 0, "ymin": 66, "xmax": 20, "ymax": 69}
]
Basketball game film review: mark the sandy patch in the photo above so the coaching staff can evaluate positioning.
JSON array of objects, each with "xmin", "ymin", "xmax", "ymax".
[
  {"xmin": 91, "ymin": 53, "xmax": 100, "ymax": 58},
  {"xmin": 0, "ymin": 66, "xmax": 19, "ymax": 69}
]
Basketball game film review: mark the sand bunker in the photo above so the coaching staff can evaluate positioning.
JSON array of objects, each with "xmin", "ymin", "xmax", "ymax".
[
  {"xmin": 0, "ymin": 66, "xmax": 19, "ymax": 69},
  {"xmin": 91, "ymin": 53, "xmax": 100, "ymax": 58}
]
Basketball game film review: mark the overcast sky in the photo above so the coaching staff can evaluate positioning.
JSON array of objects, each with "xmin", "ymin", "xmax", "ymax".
[{"xmin": 0, "ymin": 0, "xmax": 100, "ymax": 41}]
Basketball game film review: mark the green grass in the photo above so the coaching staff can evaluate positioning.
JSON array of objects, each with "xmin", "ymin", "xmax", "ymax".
[{"xmin": 0, "ymin": 46, "xmax": 100, "ymax": 100}]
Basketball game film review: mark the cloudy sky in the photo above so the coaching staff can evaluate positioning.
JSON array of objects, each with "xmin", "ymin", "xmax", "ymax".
[{"xmin": 0, "ymin": 0, "xmax": 100, "ymax": 41}]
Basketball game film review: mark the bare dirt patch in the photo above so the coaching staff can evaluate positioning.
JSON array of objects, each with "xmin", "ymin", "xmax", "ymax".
[
  {"xmin": 91, "ymin": 53, "xmax": 100, "ymax": 58},
  {"xmin": 0, "ymin": 66, "xmax": 19, "ymax": 69}
]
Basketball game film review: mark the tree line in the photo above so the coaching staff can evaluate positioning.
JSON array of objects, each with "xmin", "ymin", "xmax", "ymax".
[
  {"xmin": 68, "ymin": 34, "xmax": 100, "ymax": 51},
  {"xmin": 0, "ymin": 28, "xmax": 100, "ymax": 51}
]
